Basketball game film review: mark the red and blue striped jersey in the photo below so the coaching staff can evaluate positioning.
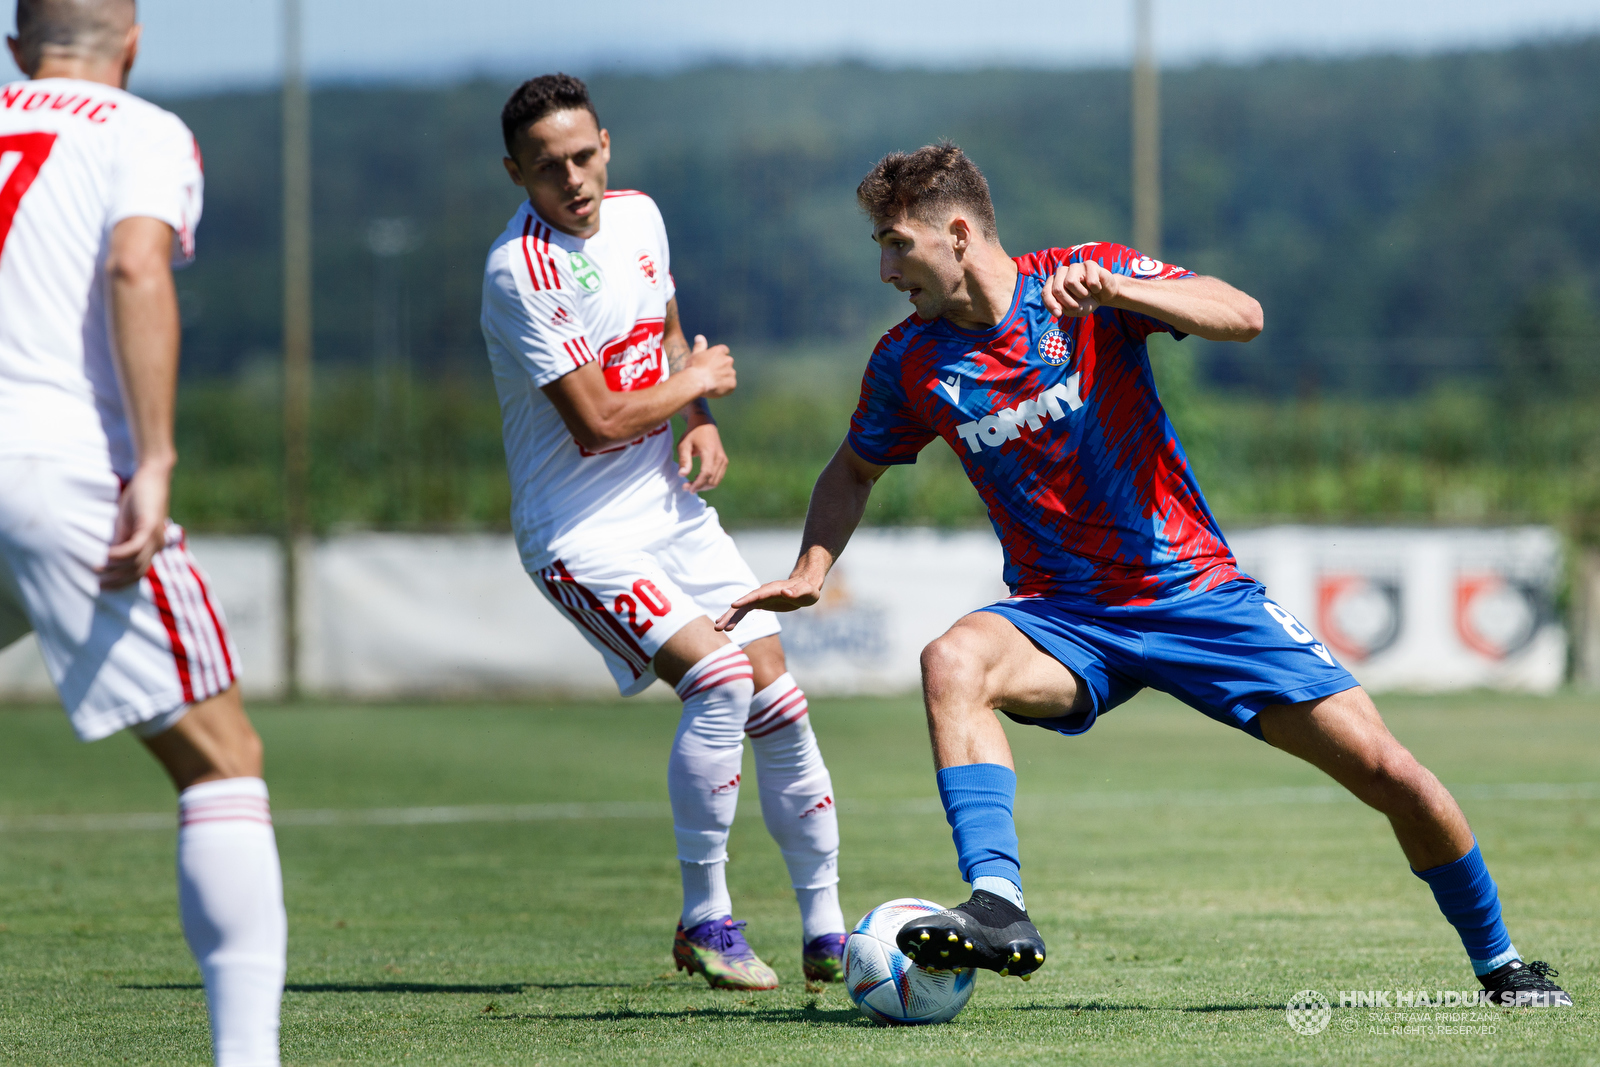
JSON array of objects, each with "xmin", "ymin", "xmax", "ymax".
[{"xmin": 847, "ymin": 243, "xmax": 1241, "ymax": 606}]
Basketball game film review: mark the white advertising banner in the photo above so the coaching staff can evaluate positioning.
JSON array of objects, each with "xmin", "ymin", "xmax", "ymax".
[
  {"xmin": 293, "ymin": 529, "xmax": 1008, "ymax": 699},
  {"xmin": 1228, "ymin": 526, "xmax": 1565, "ymax": 693},
  {"xmin": 0, "ymin": 525, "xmax": 1567, "ymax": 704},
  {"xmin": 732, "ymin": 529, "xmax": 1010, "ymax": 695},
  {"xmin": 296, "ymin": 532, "xmax": 606, "ymax": 698}
]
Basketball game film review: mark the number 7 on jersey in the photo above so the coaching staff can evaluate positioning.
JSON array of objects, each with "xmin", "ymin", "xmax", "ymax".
[{"xmin": 0, "ymin": 132, "xmax": 58, "ymax": 264}]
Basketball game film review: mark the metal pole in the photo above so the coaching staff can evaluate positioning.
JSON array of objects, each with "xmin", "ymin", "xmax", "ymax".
[
  {"xmin": 282, "ymin": 0, "xmax": 311, "ymax": 701},
  {"xmin": 1132, "ymin": 0, "xmax": 1161, "ymax": 257}
]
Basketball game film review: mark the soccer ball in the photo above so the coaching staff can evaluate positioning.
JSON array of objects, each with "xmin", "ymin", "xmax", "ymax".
[{"xmin": 843, "ymin": 898, "xmax": 977, "ymax": 1026}]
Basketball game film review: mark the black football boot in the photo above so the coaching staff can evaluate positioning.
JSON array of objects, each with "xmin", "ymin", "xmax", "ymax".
[
  {"xmin": 1478, "ymin": 959, "xmax": 1572, "ymax": 1007},
  {"xmin": 895, "ymin": 889, "xmax": 1047, "ymax": 978}
]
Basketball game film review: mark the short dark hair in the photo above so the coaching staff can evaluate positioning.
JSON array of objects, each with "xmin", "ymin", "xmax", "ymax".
[
  {"xmin": 501, "ymin": 73, "xmax": 598, "ymax": 156},
  {"xmin": 14, "ymin": 0, "xmax": 135, "ymax": 68},
  {"xmin": 856, "ymin": 141, "xmax": 998, "ymax": 240}
]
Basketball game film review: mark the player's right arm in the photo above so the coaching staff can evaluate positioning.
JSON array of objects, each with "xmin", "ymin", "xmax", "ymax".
[
  {"xmin": 482, "ymin": 244, "xmax": 734, "ymax": 451},
  {"xmin": 715, "ymin": 440, "xmax": 888, "ymax": 630},
  {"xmin": 99, "ymin": 216, "xmax": 181, "ymax": 590},
  {"xmin": 542, "ymin": 334, "xmax": 734, "ymax": 451}
]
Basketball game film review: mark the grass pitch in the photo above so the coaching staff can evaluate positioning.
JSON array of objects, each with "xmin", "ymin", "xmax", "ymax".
[{"xmin": 0, "ymin": 690, "xmax": 1596, "ymax": 1065}]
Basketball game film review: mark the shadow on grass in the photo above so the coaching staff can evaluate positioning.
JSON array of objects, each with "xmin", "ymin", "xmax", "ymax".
[
  {"xmin": 487, "ymin": 1006, "xmax": 866, "ymax": 1026},
  {"xmin": 286, "ymin": 982, "xmax": 633, "ymax": 994},
  {"xmin": 1013, "ymin": 1002, "xmax": 1282, "ymax": 1013},
  {"xmin": 125, "ymin": 981, "xmax": 631, "ymax": 994}
]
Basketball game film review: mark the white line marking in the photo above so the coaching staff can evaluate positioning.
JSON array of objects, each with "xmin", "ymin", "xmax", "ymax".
[{"xmin": 0, "ymin": 783, "xmax": 1592, "ymax": 834}]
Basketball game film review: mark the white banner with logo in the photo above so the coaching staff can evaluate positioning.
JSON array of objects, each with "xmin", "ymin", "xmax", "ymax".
[
  {"xmin": 0, "ymin": 525, "xmax": 1566, "ymax": 704},
  {"xmin": 1228, "ymin": 526, "xmax": 1564, "ymax": 693}
]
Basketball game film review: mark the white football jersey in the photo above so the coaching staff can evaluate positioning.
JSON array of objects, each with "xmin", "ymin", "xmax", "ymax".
[
  {"xmin": 481, "ymin": 190, "xmax": 705, "ymax": 571},
  {"xmin": 0, "ymin": 78, "xmax": 203, "ymax": 477}
]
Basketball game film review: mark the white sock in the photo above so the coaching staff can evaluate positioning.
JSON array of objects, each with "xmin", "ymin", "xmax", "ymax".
[
  {"xmin": 679, "ymin": 860, "xmax": 732, "ymax": 928},
  {"xmin": 670, "ymin": 645, "xmax": 754, "ymax": 923},
  {"xmin": 177, "ymin": 777, "xmax": 286, "ymax": 1067},
  {"xmin": 796, "ymin": 885, "xmax": 844, "ymax": 942},
  {"xmin": 747, "ymin": 675, "xmax": 845, "ymax": 939},
  {"xmin": 973, "ymin": 875, "xmax": 1026, "ymax": 910}
]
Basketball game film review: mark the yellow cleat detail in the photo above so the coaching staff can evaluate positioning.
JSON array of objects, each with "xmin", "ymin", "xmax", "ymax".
[
  {"xmin": 999, "ymin": 967, "xmax": 1010, "ymax": 976},
  {"xmin": 919, "ymin": 931, "xmax": 930, "ymax": 941},
  {"xmin": 1011, "ymin": 951, "xmax": 1022, "ymax": 962},
  {"xmin": 1021, "ymin": 973, "xmax": 1031, "ymax": 982},
  {"xmin": 940, "ymin": 950, "xmax": 949, "ymax": 958},
  {"xmin": 948, "ymin": 932, "xmax": 958, "ymax": 942},
  {"xmin": 1034, "ymin": 952, "xmax": 1044, "ymax": 962},
  {"xmin": 963, "ymin": 941, "xmax": 973, "ymax": 951}
]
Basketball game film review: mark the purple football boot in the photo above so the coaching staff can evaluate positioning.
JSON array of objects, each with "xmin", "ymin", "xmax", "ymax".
[
  {"xmin": 802, "ymin": 932, "xmax": 848, "ymax": 983},
  {"xmin": 673, "ymin": 917, "xmax": 780, "ymax": 991}
]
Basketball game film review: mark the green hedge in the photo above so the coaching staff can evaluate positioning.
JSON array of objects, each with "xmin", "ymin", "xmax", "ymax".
[{"xmin": 170, "ymin": 350, "xmax": 1600, "ymax": 541}]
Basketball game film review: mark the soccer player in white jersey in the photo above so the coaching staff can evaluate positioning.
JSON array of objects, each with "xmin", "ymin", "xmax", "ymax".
[
  {"xmin": 0, "ymin": 3, "xmax": 287, "ymax": 1063},
  {"xmin": 480, "ymin": 74, "xmax": 847, "ymax": 990}
]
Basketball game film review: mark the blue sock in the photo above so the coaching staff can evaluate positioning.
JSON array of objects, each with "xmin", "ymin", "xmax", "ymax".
[
  {"xmin": 1413, "ymin": 842, "xmax": 1518, "ymax": 975},
  {"xmin": 936, "ymin": 763, "xmax": 1021, "ymax": 891}
]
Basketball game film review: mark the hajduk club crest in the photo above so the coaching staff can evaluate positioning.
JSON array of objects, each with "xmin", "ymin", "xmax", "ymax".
[{"xmin": 1038, "ymin": 327, "xmax": 1073, "ymax": 367}]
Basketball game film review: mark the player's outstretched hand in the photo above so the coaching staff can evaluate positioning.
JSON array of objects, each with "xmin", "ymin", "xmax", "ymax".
[
  {"xmin": 685, "ymin": 334, "xmax": 736, "ymax": 399},
  {"xmin": 1043, "ymin": 260, "xmax": 1122, "ymax": 319},
  {"xmin": 678, "ymin": 420, "xmax": 728, "ymax": 491},
  {"xmin": 714, "ymin": 578, "xmax": 822, "ymax": 632},
  {"xmin": 100, "ymin": 463, "xmax": 171, "ymax": 590}
]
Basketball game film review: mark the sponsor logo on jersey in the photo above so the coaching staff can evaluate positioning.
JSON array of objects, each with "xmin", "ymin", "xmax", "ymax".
[
  {"xmin": 636, "ymin": 249, "xmax": 661, "ymax": 287},
  {"xmin": 550, "ymin": 305, "xmax": 571, "ymax": 327},
  {"xmin": 600, "ymin": 318, "xmax": 665, "ymax": 392},
  {"xmin": 1130, "ymin": 255, "xmax": 1166, "ymax": 277},
  {"xmin": 567, "ymin": 250, "xmax": 603, "ymax": 293},
  {"xmin": 1038, "ymin": 327, "xmax": 1073, "ymax": 367},
  {"xmin": 954, "ymin": 378, "xmax": 1084, "ymax": 454}
]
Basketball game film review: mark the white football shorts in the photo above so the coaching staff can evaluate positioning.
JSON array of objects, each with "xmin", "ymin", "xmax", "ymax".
[
  {"xmin": 531, "ymin": 505, "xmax": 780, "ymax": 696},
  {"xmin": 0, "ymin": 458, "xmax": 239, "ymax": 741}
]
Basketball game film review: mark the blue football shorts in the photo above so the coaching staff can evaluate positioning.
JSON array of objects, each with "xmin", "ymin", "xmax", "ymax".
[{"xmin": 978, "ymin": 579, "xmax": 1359, "ymax": 742}]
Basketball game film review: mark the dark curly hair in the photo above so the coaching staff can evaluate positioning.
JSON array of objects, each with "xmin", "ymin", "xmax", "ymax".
[
  {"xmin": 856, "ymin": 141, "xmax": 997, "ymax": 240},
  {"xmin": 501, "ymin": 73, "xmax": 598, "ymax": 156}
]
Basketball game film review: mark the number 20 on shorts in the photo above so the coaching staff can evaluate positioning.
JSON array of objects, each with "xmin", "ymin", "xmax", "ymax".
[{"xmin": 615, "ymin": 579, "xmax": 672, "ymax": 636}]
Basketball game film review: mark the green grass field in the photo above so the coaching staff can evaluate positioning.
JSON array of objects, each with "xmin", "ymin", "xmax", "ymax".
[{"xmin": 1, "ymin": 691, "xmax": 1596, "ymax": 1065}]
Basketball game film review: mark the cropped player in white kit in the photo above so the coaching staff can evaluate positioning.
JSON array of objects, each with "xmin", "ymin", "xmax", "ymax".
[
  {"xmin": 481, "ymin": 75, "xmax": 847, "ymax": 990},
  {"xmin": 1, "ymin": 3, "xmax": 285, "ymax": 1064}
]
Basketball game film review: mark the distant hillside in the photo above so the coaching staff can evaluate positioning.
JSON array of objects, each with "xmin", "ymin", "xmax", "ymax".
[{"xmin": 158, "ymin": 38, "xmax": 1600, "ymax": 393}]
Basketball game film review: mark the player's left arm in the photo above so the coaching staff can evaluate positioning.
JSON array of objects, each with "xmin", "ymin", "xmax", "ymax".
[
  {"xmin": 664, "ymin": 297, "xmax": 727, "ymax": 491},
  {"xmin": 100, "ymin": 216, "xmax": 181, "ymax": 590},
  {"xmin": 1042, "ymin": 261, "xmax": 1263, "ymax": 342}
]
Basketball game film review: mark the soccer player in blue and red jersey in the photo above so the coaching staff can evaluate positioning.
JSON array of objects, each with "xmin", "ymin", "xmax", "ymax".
[{"xmin": 719, "ymin": 143, "xmax": 1569, "ymax": 1007}]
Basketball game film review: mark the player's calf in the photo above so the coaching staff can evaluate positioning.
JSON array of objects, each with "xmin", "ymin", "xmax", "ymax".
[
  {"xmin": 746, "ymin": 672, "xmax": 848, "ymax": 980},
  {"xmin": 143, "ymin": 689, "xmax": 286, "ymax": 1067}
]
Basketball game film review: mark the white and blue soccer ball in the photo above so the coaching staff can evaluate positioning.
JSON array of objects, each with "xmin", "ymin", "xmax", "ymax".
[{"xmin": 843, "ymin": 898, "xmax": 977, "ymax": 1026}]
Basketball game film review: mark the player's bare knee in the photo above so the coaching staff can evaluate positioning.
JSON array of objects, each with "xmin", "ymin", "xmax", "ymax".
[
  {"xmin": 920, "ymin": 631, "xmax": 990, "ymax": 708},
  {"xmin": 1357, "ymin": 745, "xmax": 1433, "ymax": 816}
]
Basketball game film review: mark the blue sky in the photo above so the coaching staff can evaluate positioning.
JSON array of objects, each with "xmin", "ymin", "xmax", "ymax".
[{"xmin": 10, "ymin": 0, "xmax": 1600, "ymax": 92}]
